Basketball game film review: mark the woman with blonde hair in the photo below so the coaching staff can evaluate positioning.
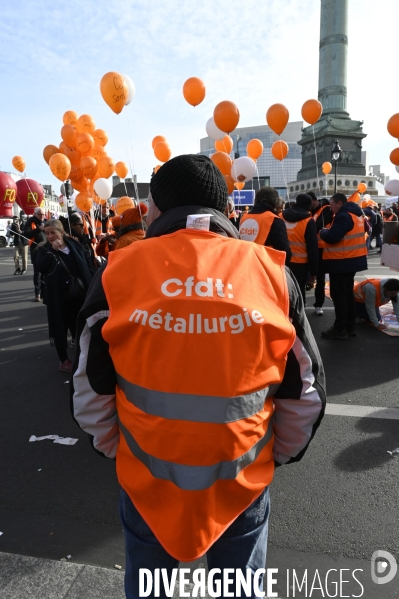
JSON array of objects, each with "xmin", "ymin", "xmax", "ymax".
[{"xmin": 34, "ymin": 219, "xmax": 93, "ymax": 372}]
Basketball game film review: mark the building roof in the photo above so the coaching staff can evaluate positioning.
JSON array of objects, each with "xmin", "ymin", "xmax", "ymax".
[{"xmin": 112, "ymin": 181, "xmax": 150, "ymax": 200}]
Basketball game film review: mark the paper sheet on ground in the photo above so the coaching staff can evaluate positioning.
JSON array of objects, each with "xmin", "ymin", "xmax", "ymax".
[{"xmin": 29, "ymin": 435, "xmax": 78, "ymax": 445}]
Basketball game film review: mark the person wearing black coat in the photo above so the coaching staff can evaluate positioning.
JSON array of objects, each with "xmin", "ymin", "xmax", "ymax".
[
  {"xmin": 24, "ymin": 207, "xmax": 47, "ymax": 301},
  {"xmin": 370, "ymin": 207, "xmax": 383, "ymax": 252},
  {"xmin": 282, "ymin": 194, "xmax": 319, "ymax": 304},
  {"xmin": 244, "ymin": 186, "xmax": 292, "ymax": 264},
  {"xmin": 34, "ymin": 219, "xmax": 94, "ymax": 372},
  {"xmin": 10, "ymin": 216, "xmax": 29, "ymax": 274},
  {"xmin": 309, "ymin": 195, "xmax": 333, "ymax": 315}
]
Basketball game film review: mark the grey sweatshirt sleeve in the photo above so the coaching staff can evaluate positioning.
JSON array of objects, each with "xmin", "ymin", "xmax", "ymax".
[{"xmin": 273, "ymin": 269, "xmax": 326, "ymax": 464}]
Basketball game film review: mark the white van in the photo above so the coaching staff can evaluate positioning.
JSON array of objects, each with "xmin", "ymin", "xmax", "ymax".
[{"xmin": 0, "ymin": 218, "xmax": 13, "ymax": 247}]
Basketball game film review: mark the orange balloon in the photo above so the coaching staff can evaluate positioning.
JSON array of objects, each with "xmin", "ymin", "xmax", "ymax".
[
  {"xmin": 210, "ymin": 152, "xmax": 232, "ymax": 176},
  {"xmin": 357, "ymin": 182, "xmax": 367, "ymax": 194},
  {"xmin": 182, "ymin": 77, "xmax": 206, "ymax": 107},
  {"xmin": 92, "ymin": 144, "xmax": 108, "ymax": 161},
  {"xmin": 215, "ymin": 135, "xmax": 233, "ymax": 154},
  {"xmin": 63, "ymin": 146, "xmax": 81, "ymax": 167},
  {"xmin": 12, "ymin": 156, "xmax": 26, "ymax": 173},
  {"xmin": 97, "ymin": 156, "xmax": 115, "ymax": 179},
  {"xmin": 76, "ymin": 114, "xmax": 96, "ymax": 134},
  {"xmin": 73, "ymin": 178, "xmax": 90, "ymax": 193},
  {"xmin": 80, "ymin": 156, "xmax": 98, "ymax": 180},
  {"xmin": 234, "ymin": 181, "xmax": 245, "ymax": 190},
  {"xmin": 154, "ymin": 165, "xmax": 162, "ymax": 173},
  {"xmin": 271, "ymin": 140, "xmax": 289, "ymax": 161},
  {"xmin": 301, "ymin": 99, "xmax": 323, "ymax": 125},
  {"xmin": 213, "ymin": 101, "xmax": 240, "ymax": 134},
  {"xmin": 266, "ymin": 104, "xmax": 289, "ymax": 135},
  {"xmin": 100, "ymin": 72, "xmax": 128, "ymax": 114},
  {"xmin": 224, "ymin": 175, "xmax": 235, "ymax": 194},
  {"xmin": 116, "ymin": 196, "xmax": 135, "ymax": 215},
  {"xmin": 247, "ymin": 139, "xmax": 264, "ymax": 160},
  {"xmin": 387, "ymin": 114, "xmax": 399, "ymax": 139},
  {"xmin": 322, "ymin": 161, "xmax": 332, "ymax": 175},
  {"xmin": 154, "ymin": 142, "xmax": 171, "ymax": 163},
  {"xmin": 61, "ymin": 124, "xmax": 78, "ymax": 149},
  {"xmin": 59, "ymin": 141, "xmax": 68, "ymax": 154},
  {"xmin": 43, "ymin": 145, "xmax": 59, "ymax": 164},
  {"xmin": 49, "ymin": 153, "xmax": 71, "ymax": 181},
  {"xmin": 115, "ymin": 161, "xmax": 129, "ymax": 178},
  {"xmin": 93, "ymin": 129, "xmax": 108, "ymax": 147},
  {"xmin": 63, "ymin": 111, "xmax": 78, "ymax": 126},
  {"xmin": 77, "ymin": 133, "xmax": 94, "ymax": 157},
  {"xmin": 69, "ymin": 164, "xmax": 84, "ymax": 183},
  {"xmin": 390, "ymin": 148, "xmax": 399, "ymax": 166},
  {"xmin": 152, "ymin": 135, "xmax": 166, "ymax": 149},
  {"xmin": 349, "ymin": 192, "xmax": 361, "ymax": 204},
  {"xmin": 75, "ymin": 192, "xmax": 93, "ymax": 213}
]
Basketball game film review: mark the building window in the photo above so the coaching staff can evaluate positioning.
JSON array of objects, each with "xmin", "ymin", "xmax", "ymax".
[
  {"xmin": 313, "ymin": 181, "xmax": 317, "ymax": 188},
  {"xmin": 345, "ymin": 180, "xmax": 350, "ymax": 186},
  {"xmin": 368, "ymin": 181, "xmax": 373, "ymax": 187},
  {"xmin": 301, "ymin": 184, "xmax": 305, "ymax": 190},
  {"xmin": 295, "ymin": 185, "xmax": 299, "ymax": 191},
  {"xmin": 290, "ymin": 186, "xmax": 294, "ymax": 192},
  {"xmin": 329, "ymin": 180, "xmax": 333, "ymax": 187},
  {"xmin": 337, "ymin": 180, "xmax": 342, "ymax": 186},
  {"xmin": 353, "ymin": 180, "xmax": 358, "ymax": 187}
]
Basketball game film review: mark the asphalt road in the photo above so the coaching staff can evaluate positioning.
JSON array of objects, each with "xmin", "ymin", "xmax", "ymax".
[{"xmin": 1, "ymin": 245, "xmax": 399, "ymax": 598}]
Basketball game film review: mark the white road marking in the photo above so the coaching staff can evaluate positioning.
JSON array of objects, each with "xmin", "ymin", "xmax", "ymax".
[{"xmin": 326, "ymin": 404, "xmax": 399, "ymax": 420}]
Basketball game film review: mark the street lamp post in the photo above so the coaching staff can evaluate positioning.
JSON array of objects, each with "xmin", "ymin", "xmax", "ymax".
[{"xmin": 331, "ymin": 140, "xmax": 342, "ymax": 194}]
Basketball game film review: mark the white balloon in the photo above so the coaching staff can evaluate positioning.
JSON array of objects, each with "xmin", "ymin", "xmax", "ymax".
[
  {"xmin": 94, "ymin": 178, "xmax": 113, "ymax": 200},
  {"xmin": 231, "ymin": 157, "xmax": 256, "ymax": 183},
  {"xmin": 206, "ymin": 117, "xmax": 225, "ymax": 141},
  {"xmin": 395, "ymin": 165, "xmax": 399, "ymax": 174},
  {"xmin": 384, "ymin": 179, "xmax": 399, "ymax": 196},
  {"xmin": 363, "ymin": 194, "xmax": 371, "ymax": 201},
  {"xmin": 123, "ymin": 74, "xmax": 135, "ymax": 106}
]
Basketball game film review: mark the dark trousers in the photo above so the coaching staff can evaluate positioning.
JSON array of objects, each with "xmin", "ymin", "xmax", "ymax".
[
  {"xmin": 314, "ymin": 250, "xmax": 325, "ymax": 307},
  {"xmin": 289, "ymin": 263, "xmax": 309, "ymax": 305},
  {"xmin": 370, "ymin": 231, "xmax": 382, "ymax": 249},
  {"xmin": 53, "ymin": 289, "xmax": 81, "ymax": 362},
  {"xmin": 355, "ymin": 301, "xmax": 381, "ymax": 323},
  {"xmin": 329, "ymin": 272, "xmax": 357, "ymax": 332}
]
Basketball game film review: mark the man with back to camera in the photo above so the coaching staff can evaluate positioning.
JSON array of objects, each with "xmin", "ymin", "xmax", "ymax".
[
  {"xmin": 24, "ymin": 206, "xmax": 47, "ymax": 301},
  {"xmin": 239, "ymin": 185, "xmax": 292, "ymax": 263},
  {"xmin": 72, "ymin": 154, "xmax": 325, "ymax": 599},
  {"xmin": 319, "ymin": 192, "xmax": 368, "ymax": 339}
]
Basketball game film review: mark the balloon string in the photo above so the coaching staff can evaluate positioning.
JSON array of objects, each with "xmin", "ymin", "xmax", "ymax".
[{"xmin": 312, "ymin": 125, "xmax": 320, "ymax": 193}]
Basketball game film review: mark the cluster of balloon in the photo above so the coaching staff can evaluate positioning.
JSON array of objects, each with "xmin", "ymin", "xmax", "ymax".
[
  {"xmin": 152, "ymin": 136, "xmax": 171, "ymax": 164},
  {"xmin": 387, "ymin": 114, "xmax": 399, "ymax": 168},
  {"xmin": 100, "ymin": 72, "xmax": 135, "ymax": 115},
  {"xmin": 0, "ymin": 172, "xmax": 18, "ymax": 217},
  {"xmin": 43, "ymin": 110, "xmax": 130, "ymax": 213},
  {"xmin": 182, "ymin": 77, "xmax": 206, "ymax": 107}
]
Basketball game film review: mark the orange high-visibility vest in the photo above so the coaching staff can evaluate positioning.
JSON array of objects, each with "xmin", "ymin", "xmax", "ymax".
[
  {"xmin": 384, "ymin": 214, "xmax": 395, "ymax": 222},
  {"xmin": 239, "ymin": 211, "xmax": 277, "ymax": 244},
  {"xmin": 28, "ymin": 222, "xmax": 36, "ymax": 246},
  {"xmin": 283, "ymin": 217, "xmax": 311, "ymax": 263},
  {"xmin": 354, "ymin": 279, "xmax": 383, "ymax": 307},
  {"xmin": 319, "ymin": 213, "xmax": 367, "ymax": 260},
  {"xmin": 95, "ymin": 217, "xmax": 113, "ymax": 237},
  {"xmin": 102, "ymin": 229, "xmax": 295, "ymax": 561}
]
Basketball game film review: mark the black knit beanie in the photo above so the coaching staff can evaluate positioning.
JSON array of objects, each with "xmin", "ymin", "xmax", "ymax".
[
  {"xmin": 150, "ymin": 154, "xmax": 228, "ymax": 213},
  {"xmin": 296, "ymin": 193, "xmax": 312, "ymax": 210}
]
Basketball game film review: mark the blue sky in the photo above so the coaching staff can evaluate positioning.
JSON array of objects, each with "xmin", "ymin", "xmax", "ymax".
[{"xmin": 1, "ymin": 0, "xmax": 398, "ymax": 192}]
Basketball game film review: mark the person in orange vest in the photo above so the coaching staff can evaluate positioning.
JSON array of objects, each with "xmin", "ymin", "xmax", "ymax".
[
  {"xmin": 383, "ymin": 207, "xmax": 398, "ymax": 223},
  {"xmin": 282, "ymin": 194, "xmax": 319, "ymax": 303},
  {"xmin": 319, "ymin": 192, "xmax": 368, "ymax": 339},
  {"xmin": 239, "ymin": 186, "xmax": 291, "ymax": 263},
  {"xmin": 354, "ymin": 278, "xmax": 399, "ymax": 329},
  {"xmin": 309, "ymin": 193, "xmax": 333, "ymax": 315},
  {"xmin": 72, "ymin": 154, "xmax": 325, "ymax": 599},
  {"xmin": 95, "ymin": 203, "xmax": 114, "ymax": 238}
]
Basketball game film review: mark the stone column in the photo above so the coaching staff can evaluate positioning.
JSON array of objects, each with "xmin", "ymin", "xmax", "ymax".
[{"xmin": 318, "ymin": 0, "xmax": 348, "ymax": 116}]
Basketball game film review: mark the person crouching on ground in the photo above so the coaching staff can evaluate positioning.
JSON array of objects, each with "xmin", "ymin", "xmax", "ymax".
[
  {"xmin": 34, "ymin": 220, "xmax": 93, "ymax": 372},
  {"xmin": 72, "ymin": 154, "xmax": 325, "ymax": 599},
  {"xmin": 354, "ymin": 278, "xmax": 399, "ymax": 330}
]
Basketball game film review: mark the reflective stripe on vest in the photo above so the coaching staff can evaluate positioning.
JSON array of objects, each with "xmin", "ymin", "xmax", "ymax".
[
  {"xmin": 354, "ymin": 279, "xmax": 382, "ymax": 307},
  {"xmin": 384, "ymin": 215, "xmax": 395, "ymax": 222},
  {"xmin": 283, "ymin": 217, "xmax": 311, "ymax": 263},
  {"xmin": 239, "ymin": 211, "xmax": 276, "ymax": 244},
  {"xmin": 102, "ymin": 229, "xmax": 295, "ymax": 561},
  {"xmin": 320, "ymin": 213, "xmax": 367, "ymax": 260},
  {"xmin": 95, "ymin": 218, "xmax": 113, "ymax": 237}
]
